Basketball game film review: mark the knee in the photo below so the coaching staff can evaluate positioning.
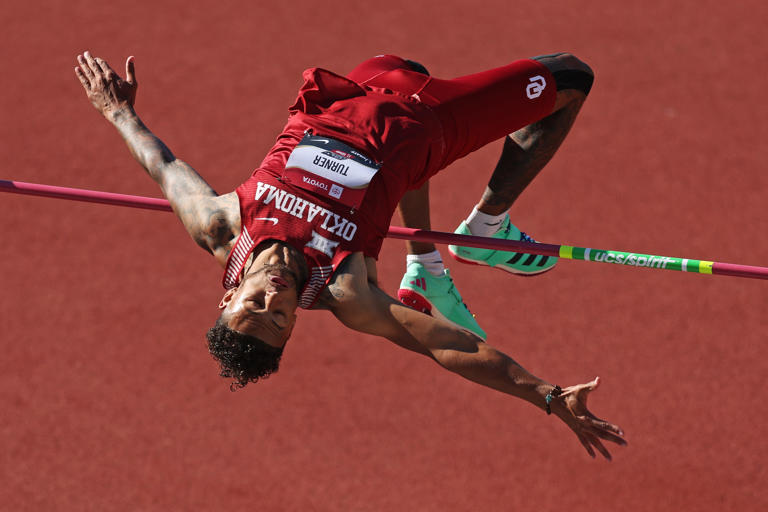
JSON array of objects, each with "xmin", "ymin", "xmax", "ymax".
[{"xmin": 531, "ymin": 52, "xmax": 594, "ymax": 96}]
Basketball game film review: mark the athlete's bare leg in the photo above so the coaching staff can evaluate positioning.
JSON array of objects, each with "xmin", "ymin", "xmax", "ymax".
[
  {"xmin": 397, "ymin": 182, "xmax": 435, "ymax": 254},
  {"xmin": 397, "ymin": 53, "xmax": 592, "ymax": 335},
  {"xmin": 393, "ymin": 57, "xmax": 487, "ymax": 338},
  {"xmin": 475, "ymin": 53, "xmax": 593, "ymax": 215},
  {"xmin": 447, "ymin": 53, "xmax": 593, "ymax": 275},
  {"xmin": 401, "ymin": 54, "xmax": 593, "ymax": 225},
  {"xmin": 397, "ymin": 176, "xmax": 486, "ymax": 339}
]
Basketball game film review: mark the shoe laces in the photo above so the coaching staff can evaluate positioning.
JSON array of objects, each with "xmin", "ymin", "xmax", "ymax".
[
  {"xmin": 520, "ymin": 231, "xmax": 537, "ymax": 243},
  {"xmin": 445, "ymin": 275, "xmax": 474, "ymax": 314}
]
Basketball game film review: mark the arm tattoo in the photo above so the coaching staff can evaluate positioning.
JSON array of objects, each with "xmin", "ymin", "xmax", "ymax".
[
  {"xmin": 314, "ymin": 256, "xmax": 357, "ymax": 309},
  {"xmin": 113, "ymin": 111, "xmax": 176, "ymax": 181},
  {"xmin": 328, "ymin": 284, "xmax": 345, "ymax": 299},
  {"xmin": 111, "ymin": 108, "xmax": 235, "ymax": 254},
  {"xmin": 112, "ymin": 109, "xmax": 217, "ymax": 197}
]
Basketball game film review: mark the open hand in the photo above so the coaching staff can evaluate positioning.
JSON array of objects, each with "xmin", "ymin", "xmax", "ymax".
[
  {"xmin": 553, "ymin": 377, "xmax": 627, "ymax": 460},
  {"xmin": 75, "ymin": 51, "xmax": 137, "ymax": 119}
]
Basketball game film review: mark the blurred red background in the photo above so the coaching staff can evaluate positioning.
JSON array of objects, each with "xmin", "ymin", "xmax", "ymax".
[{"xmin": 1, "ymin": 1, "xmax": 766, "ymax": 510}]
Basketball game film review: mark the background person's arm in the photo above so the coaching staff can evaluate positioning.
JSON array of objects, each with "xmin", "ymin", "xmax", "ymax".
[
  {"xmin": 327, "ymin": 253, "xmax": 626, "ymax": 459},
  {"xmin": 75, "ymin": 51, "xmax": 239, "ymax": 265}
]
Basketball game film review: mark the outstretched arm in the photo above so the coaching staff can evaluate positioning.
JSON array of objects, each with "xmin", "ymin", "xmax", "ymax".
[
  {"xmin": 75, "ymin": 52, "xmax": 238, "ymax": 265},
  {"xmin": 324, "ymin": 254, "xmax": 626, "ymax": 459}
]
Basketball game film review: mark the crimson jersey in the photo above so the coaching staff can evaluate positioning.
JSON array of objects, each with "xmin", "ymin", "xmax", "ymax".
[
  {"xmin": 223, "ymin": 57, "xmax": 556, "ymax": 308},
  {"xmin": 225, "ymin": 170, "xmax": 373, "ymax": 309}
]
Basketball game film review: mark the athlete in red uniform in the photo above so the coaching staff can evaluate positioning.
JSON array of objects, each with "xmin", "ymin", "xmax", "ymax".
[{"xmin": 76, "ymin": 50, "xmax": 625, "ymax": 459}]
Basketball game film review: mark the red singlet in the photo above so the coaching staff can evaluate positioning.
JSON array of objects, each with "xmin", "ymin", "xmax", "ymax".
[{"xmin": 224, "ymin": 55, "xmax": 556, "ymax": 308}]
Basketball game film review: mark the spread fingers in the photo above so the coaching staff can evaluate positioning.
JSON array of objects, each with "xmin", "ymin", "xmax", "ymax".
[{"xmin": 83, "ymin": 51, "xmax": 103, "ymax": 76}]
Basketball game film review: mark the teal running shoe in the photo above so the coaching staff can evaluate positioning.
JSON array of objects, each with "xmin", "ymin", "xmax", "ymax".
[
  {"xmin": 448, "ymin": 215, "xmax": 556, "ymax": 275},
  {"xmin": 397, "ymin": 262, "xmax": 487, "ymax": 340}
]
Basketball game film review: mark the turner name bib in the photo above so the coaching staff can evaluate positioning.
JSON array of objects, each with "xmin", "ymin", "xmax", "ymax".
[{"xmin": 282, "ymin": 133, "xmax": 382, "ymax": 210}]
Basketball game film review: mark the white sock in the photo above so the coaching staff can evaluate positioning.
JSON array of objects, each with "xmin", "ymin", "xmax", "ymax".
[
  {"xmin": 465, "ymin": 207, "xmax": 506, "ymax": 237},
  {"xmin": 406, "ymin": 250, "xmax": 445, "ymax": 276}
]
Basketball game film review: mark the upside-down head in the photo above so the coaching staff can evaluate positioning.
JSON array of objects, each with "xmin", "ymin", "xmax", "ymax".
[{"xmin": 207, "ymin": 263, "xmax": 300, "ymax": 390}]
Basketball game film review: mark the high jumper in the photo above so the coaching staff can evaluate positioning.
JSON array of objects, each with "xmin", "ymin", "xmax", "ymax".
[{"xmin": 74, "ymin": 50, "xmax": 625, "ymax": 460}]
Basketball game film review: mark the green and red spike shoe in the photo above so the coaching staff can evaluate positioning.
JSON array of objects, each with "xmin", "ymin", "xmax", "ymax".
[
  {"xmin": 397, "ymin": 262, "xmax": 486, "ymax": 340},
  {"xmin": 448, "ymin": 215, "xmax": 557, "ymax": 275}
]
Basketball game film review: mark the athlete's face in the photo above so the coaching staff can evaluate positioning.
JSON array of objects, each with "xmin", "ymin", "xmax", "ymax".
[{"xmin": 218, "ymin": 264, "xmax": 300, "ymax": 347}]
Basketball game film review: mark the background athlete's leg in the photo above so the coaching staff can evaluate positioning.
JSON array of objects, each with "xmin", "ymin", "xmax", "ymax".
[{"xmin": 449, "ymin": 53, "xmax": 594, "ymax": 275}]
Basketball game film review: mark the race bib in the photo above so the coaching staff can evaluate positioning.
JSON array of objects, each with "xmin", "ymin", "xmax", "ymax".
[{"xmin": 282, "ymin": 133, "xmax": 382, "ymax": 209}]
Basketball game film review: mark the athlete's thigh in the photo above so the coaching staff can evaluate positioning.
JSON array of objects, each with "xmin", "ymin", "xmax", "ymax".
[{"xmin": 418, "ymin": 59, "xmax": 557, "ymax": 170}]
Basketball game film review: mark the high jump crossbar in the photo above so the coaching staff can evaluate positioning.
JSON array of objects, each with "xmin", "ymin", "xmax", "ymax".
[{"xmin": 2, "ymin": 179, "xmax": 766, "ymax": 280}]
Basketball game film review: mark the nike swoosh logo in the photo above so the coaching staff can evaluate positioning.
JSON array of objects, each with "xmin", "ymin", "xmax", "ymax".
[
  {"xmin": 254, "ymin": 217, "xmax": 279, "ymax": 225},
  {"xmin": 314, "ymin": 138, "xmax": 330, "ymax": 144}
]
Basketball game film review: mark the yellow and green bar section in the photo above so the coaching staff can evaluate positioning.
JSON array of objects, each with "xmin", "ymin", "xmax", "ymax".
[
  {"xmin": 557, "ymin": 245, "xmax": 716, "ymax": 275},
  {"xmin": 388, "ymin": 228, "xmax": 767, "ymax": 280},
  {"xmin": 2, "ymin": 179, "xmax": 766, "ymax": 280}
]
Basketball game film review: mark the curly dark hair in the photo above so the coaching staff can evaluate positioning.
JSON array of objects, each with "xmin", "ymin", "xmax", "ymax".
[{"xmin": 206, "ymin": 318, "xmax": 283, "ymax": 391}]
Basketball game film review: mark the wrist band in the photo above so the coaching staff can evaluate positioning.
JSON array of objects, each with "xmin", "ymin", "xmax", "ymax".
[{"xmin": 545, "ymin": 385, "xmax": 562, "ymax": 415}]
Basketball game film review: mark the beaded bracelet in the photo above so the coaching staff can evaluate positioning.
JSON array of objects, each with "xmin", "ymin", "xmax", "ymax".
[{"xmin": 545, "ymin": 385, "xmax": 563, "ymax": 415}]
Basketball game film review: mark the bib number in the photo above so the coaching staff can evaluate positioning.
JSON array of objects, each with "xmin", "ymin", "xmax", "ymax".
[{"xmin": 282, "ymin": 133, "xmax": 381, "ymax": 209}]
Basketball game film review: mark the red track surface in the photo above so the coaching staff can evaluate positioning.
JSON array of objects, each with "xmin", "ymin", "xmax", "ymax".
[{"xmin": 2, "ymin": 1, "xmax": 767, "ymax": 510}]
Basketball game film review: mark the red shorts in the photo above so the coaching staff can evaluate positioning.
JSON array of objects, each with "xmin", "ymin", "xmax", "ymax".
[{"xmin": 346, "ymin": 55, "xmax": 556, "ymax": 174}]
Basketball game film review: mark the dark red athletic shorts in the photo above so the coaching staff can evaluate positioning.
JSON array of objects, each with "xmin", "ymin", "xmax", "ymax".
[{"xmin": 345, "ymin": 55, "xmax": 556, "ymax": 173}]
